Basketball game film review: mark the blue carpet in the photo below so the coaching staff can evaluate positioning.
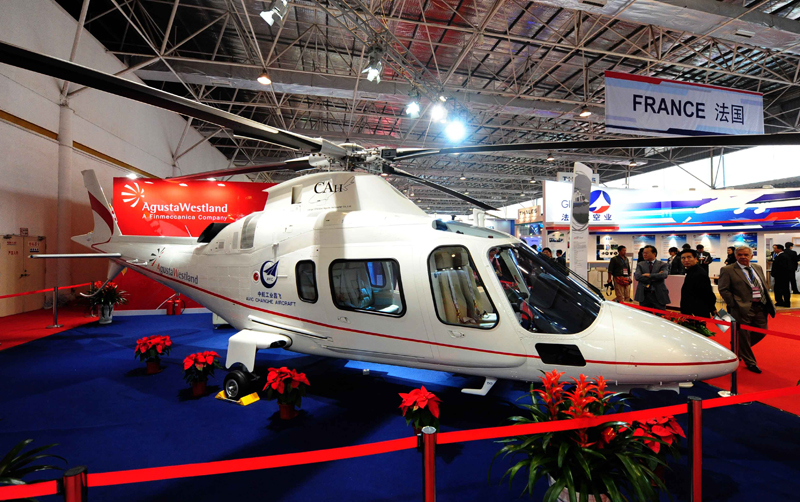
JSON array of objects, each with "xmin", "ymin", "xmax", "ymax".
[{"xmin": 1, "ymin": 313, "xmax": 799, "ymax": 501}]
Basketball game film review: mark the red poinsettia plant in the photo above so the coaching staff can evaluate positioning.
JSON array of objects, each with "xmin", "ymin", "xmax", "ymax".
[
  {"xmin": 88, "ymin": 280, "xmax": 128, "ymax": 307},
  {"xmin": 633, "ymin": 416, "xmax": 685, "ymax": 456},
  {"xmin": 263, "ymin": 367, "xmax": 310, "ymax": 408},
  {"xmin": 492, "ymin": 370, "xmax": 677, "ymax": 502},
  {"xmin": 399, "ymin": 386, "xmax": 441, "ymax": 431},
  {"xmin": 134, "ymin": 335, "xmax": 173, "ymax": 362},
  {"xmin": 183, "ymin": 351, "xmax": 223, "ymax": 384}
]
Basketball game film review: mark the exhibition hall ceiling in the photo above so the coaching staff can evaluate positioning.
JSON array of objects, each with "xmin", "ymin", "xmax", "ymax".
[{"xmin": 55, "ymin": 0, "xmax": 800, "ymax": 212}]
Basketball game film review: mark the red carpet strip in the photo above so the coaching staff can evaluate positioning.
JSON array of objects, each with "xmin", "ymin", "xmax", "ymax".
[
  {"xmin": 706, "ymin": 310, "xmax": 800, "ymax": 415},
  {"xmin": 0, "ymin": 304, "xmax": 97, "ymax": 351}
]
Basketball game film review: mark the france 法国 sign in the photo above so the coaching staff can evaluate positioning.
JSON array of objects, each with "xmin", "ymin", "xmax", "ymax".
[{"xmin": 604, "ymin": 71, "xmax": 763, "ymax": 137}]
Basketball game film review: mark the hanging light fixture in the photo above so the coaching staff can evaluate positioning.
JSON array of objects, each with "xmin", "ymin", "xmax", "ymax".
[
  {"xmin": 628, "ymin": 159, "xmax": 637, "ymax": 168},
  {"xmin": 257, "ymin": 71, "xmax": 272, "ymax": 85},
  {"xmin": 546, "ymin": 153, "xmax": 555, "ymax": 162},
  {"xmin": 260, "ymin": 0, "xmax": 289, "ymax": 26},
  {"xmin": 459, "ymin": 173, "xmax": 466, "ymax": 180},
  {"xmin": 579, "ymin": 106, "xmax": 592, "ymax": 118},
  {"xmin": 362, "ymin": 44, "xmax": 385, "ymax": 83}
]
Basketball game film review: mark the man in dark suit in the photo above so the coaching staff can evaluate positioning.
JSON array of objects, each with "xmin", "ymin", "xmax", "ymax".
[
  {"xmin": 668, "ymin": 246, "xmax": 684, "ymax": 275},
  {"xmin": 785, "ymin": 242, "xmax": 799, "ymax": 294},
  {"xmin": 556, "ymin": 249, "xmax": 566, "ymax": 267},
  {"xmin": 634, "ymin": 245, "xmax": 670, "ymax": 311},
  {"xmin": 718, "ymin": 246, "xmax": 776, "ymax": 373},
  {"xmin": 679, "ymin": 249, "xmax": 716, "ymax": 318},
  {"xmin": 771, "ymin": 244, "xmax": 791, "ymax": 307},
  {"xmin": 696, "ymin": 245, "xmax": 712, "ymax": 273}
]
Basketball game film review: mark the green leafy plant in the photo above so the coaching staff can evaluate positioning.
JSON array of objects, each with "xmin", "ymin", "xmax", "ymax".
[
  {"xmin": 0, "ymin": 436, "xmax": 66, "ymax": 496},
  {"xmin": 87, "ymin": 281, "xmax": 128, "ymax": 308},
  {"xmin": 491, "ymin": 370, "xmax": 675, "ymax": 502}
]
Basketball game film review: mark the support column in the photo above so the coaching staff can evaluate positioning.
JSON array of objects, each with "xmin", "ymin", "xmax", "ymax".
[{"xmin": 56, "ymin": 104, "xmax": 74, "ymax": 290}]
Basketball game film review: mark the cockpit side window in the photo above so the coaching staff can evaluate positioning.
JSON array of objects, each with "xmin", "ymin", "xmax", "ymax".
[
  {"xmin": 490, "ymin": 245, "xmax": 601, "ymax": 334},
  {"xmin": 240, "ymin": 214, "xmax": 260, "ymax": 250},
  {"xmin": 428, "ymin": 246, "xmax": 498, "ymax": 329}
]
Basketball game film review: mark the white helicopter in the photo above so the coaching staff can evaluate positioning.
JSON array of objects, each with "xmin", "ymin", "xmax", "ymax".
[{"xmin": 5, "ymin": 41, "xmax": 795, "ymax": 398}]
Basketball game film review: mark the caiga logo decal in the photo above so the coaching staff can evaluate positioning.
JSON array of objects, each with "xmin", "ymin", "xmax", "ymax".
[
  {"xmin": 589, "ymin": 190, "xmax": 611, "ymax": 213},
  {"xmin": 121, "ymin": 182, "xmax": 145, "ymax": 208},
  {"xmin": 260, "ymin": 260, "xmax": 279, "ymax": 288},
  {"xmin": 310, "ymin": 177, "xmax": 355, "ymax": 204},
  {"xmin": 148, "ymin": 247, "xmax": 166, "ymax": 267}
]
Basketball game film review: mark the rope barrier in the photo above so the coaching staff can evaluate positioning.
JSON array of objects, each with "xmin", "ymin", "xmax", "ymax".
[
  {"xmin": 2, "ymin": 383, "xmax": 797, "ymax": 501},
  {"xmin": 0, "ymin": 282, "xmax": 90, "ymax": 300},
  {"xmin": 622, "ymin": 302, "xmax": 800, "ymax": 341}
]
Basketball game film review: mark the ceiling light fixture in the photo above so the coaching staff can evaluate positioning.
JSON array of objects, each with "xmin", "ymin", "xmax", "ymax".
[
  {"xmin": 260, "ymin": 0, "xmax": 288, "ymax": 26},
  {"xmin": 546, "ymin": 153, "xmax": 555, "ymax": 162},
  {"xmin": 405, "ymin": 100, "xmax": 420, "ymax": 117},
  {"xmin": 430, "ymin": 103, "xmax": 447, "ymax": 123},
  {"xmin": 257, "ymin": 71, "xmax": 272, "ymax": 85},
  {"xmin": 438, "ymin": 95, "xmax": 447, "ymax": 102},
  {"xmin": 362, "ymin": 44, "xmax": 385, "ymax": 83},
  {"xmin": 459, "ymin": 173, "xmax": 466, "ymax": 180},
  {"xmin": 628, "ymin": 159, "xmax": 637, "ymax": 167},
  {"xmin": 445, "ymin": 118, "xmax": 467, "ymax": 143},
  {"xmin": 579, "ymin": 106, "xmax": 592, "ymax": 118}
]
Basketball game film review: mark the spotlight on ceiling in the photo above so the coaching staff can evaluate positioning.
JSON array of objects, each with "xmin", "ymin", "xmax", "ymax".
[
  {"xmin": 125, "ymin": 173, "xmax": 138, "ymax": 179},
  {"xmin": 257, "ymin": 71, "xmax": 272, "ymax": 85},
  {"xmin": 260, "ymin": 0, "xmax": 288, "ymax": 26},
  {"xmin": 430, "ymin": 103, "xmax": 447, "ymax": 123},
  {"xmin": 520, "ymin": 191, "xmax": 526, "ymax": 196},
  {"xmin": 405, "ymin": 100, "xmax": 420, "ymax": 118},
  {"xmin": 445, "ymin": 118, "xmax": 467, "ymax": 143},
  {"xmin": 362, "ymin": 45, "xmax": 385, "ymax": 83},
  {"xmin": 459, "ymin": 173, "xmax": 466, "ymax": 180},
  {"xmin": 529, "ymin": 178, "xmax": 536, "ymax": 183},
  {"xmin": 628, "ymin": 159, "xmax": 637, "ymax": 168},
  {"xmin": 546, "ymin": 153, "xmax": 555, "ymax": 162},
  {"xmin": 438, "ymin": 95, "xmax": 447, "ymax": 102},
  {"xmin": 579, "ymin": 106, "xmax": 592, "ymax": 118},
  {"xmin": 464, "ymin": 191, "xmax": 470, "ymax": 195}
]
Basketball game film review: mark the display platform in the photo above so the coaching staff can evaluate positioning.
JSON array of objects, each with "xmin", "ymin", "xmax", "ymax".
[{"xmin": 1, "ymin": 313, "xmax": 799, "ymax": 501}]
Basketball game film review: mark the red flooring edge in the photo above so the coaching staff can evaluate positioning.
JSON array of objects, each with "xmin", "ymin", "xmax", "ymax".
[
  {"xmin": 0, "ymin": 305, "xmax": 97, "ymax": 351},
  {"xmin": 705, "ymin": 310, "xmax": 800, "ymax": 415}
]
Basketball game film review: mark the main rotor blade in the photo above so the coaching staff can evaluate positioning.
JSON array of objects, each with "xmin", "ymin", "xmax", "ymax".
[
  {"xmin": 168, "ymin": 157, "xmax": 316, "ymax": 182},
  {"xmin": 0, "ymin": 41, "xmax": 338, "ymax": 154},
  {"xmin": 390, "ymin": 131, "xmax": 800, "ymax": 161},
  {"xmin": 389, "ymin": 167, "xmax": 499, "ymax": 211}
]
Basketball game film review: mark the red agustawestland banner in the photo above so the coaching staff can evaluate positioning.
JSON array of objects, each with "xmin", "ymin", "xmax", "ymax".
[
  {"xmin": 112, "ymin": 178, "xmax": 274, "ymax": 237},
  {"xmin": 109, "ymin": 177, "xmax": 274, "ymax": 312}
]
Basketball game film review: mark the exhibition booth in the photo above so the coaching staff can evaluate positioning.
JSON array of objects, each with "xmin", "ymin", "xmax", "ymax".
[{"xmin": 516, "ymin": 180, "xmax": 800, "ymax": 302}]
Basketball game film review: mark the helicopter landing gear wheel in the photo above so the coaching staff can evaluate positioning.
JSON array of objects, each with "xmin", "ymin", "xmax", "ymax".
[{"xmin": 223, "ymin": 370, "xmax": 250, "ymax": 400}]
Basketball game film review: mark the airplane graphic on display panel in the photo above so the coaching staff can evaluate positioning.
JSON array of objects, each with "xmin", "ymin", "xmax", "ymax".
[{"xmin": 10, "ymin": 39, "xmax": 797, "ymax": 396}]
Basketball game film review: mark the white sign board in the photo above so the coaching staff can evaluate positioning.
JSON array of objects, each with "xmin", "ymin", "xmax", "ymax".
[
  {"xmin": 604, "ymin": 71, "xmax": 764, "ymax": 137},
  {"xmin": 570, "ymin": 162, "xmax": 592, "ymax": 280}
]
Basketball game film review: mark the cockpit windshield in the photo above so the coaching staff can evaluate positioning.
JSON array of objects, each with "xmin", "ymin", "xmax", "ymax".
[{"xmin": 488, "ymin": 244, "xmax": 602, "ymax": 334}]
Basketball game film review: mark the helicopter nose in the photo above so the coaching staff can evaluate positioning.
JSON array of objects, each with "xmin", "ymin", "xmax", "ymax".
[{"xmin": 607, "ymin": 302, "xmax": 738, "ymax": 383}]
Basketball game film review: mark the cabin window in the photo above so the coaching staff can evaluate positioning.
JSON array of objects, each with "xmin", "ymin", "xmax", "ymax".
[
  {"xmin": 329, "ymin": 259, "xmax": 405, "ymax": 316},
  {"xmin": 296, "ymin": 261, "xmax": 317, "ymax": 303},
  {"xmin": 240, "ymin": 214, "xmax": 260, "ymax": 250},
  {"xmin": 428, "ymin": 246, "xmax": 498, "ymax": 329}
]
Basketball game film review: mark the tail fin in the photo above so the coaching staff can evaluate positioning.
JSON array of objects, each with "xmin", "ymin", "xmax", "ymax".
[{"xmin": 77, "ymin": 170, "xmax": 122, "ymax": 245}]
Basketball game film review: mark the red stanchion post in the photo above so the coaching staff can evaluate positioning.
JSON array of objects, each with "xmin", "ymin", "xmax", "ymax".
[
  {"xmin": 47, "ymin": 286, "xmax": 63, "ymax": 329},
  {"xmin": 687, "ymin": 397, "xmax": 702, "ymax": 502},
  {"xmin": 61, "ymin": 466, "xmax": 88, "ymax": 502},
  {"xmin": 730, "ymin": 320, "xmax": 739, "ymax": 396},
  {"xmin": 422, "ymin": 426, "xmax": 437, "ymax": 502}
]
